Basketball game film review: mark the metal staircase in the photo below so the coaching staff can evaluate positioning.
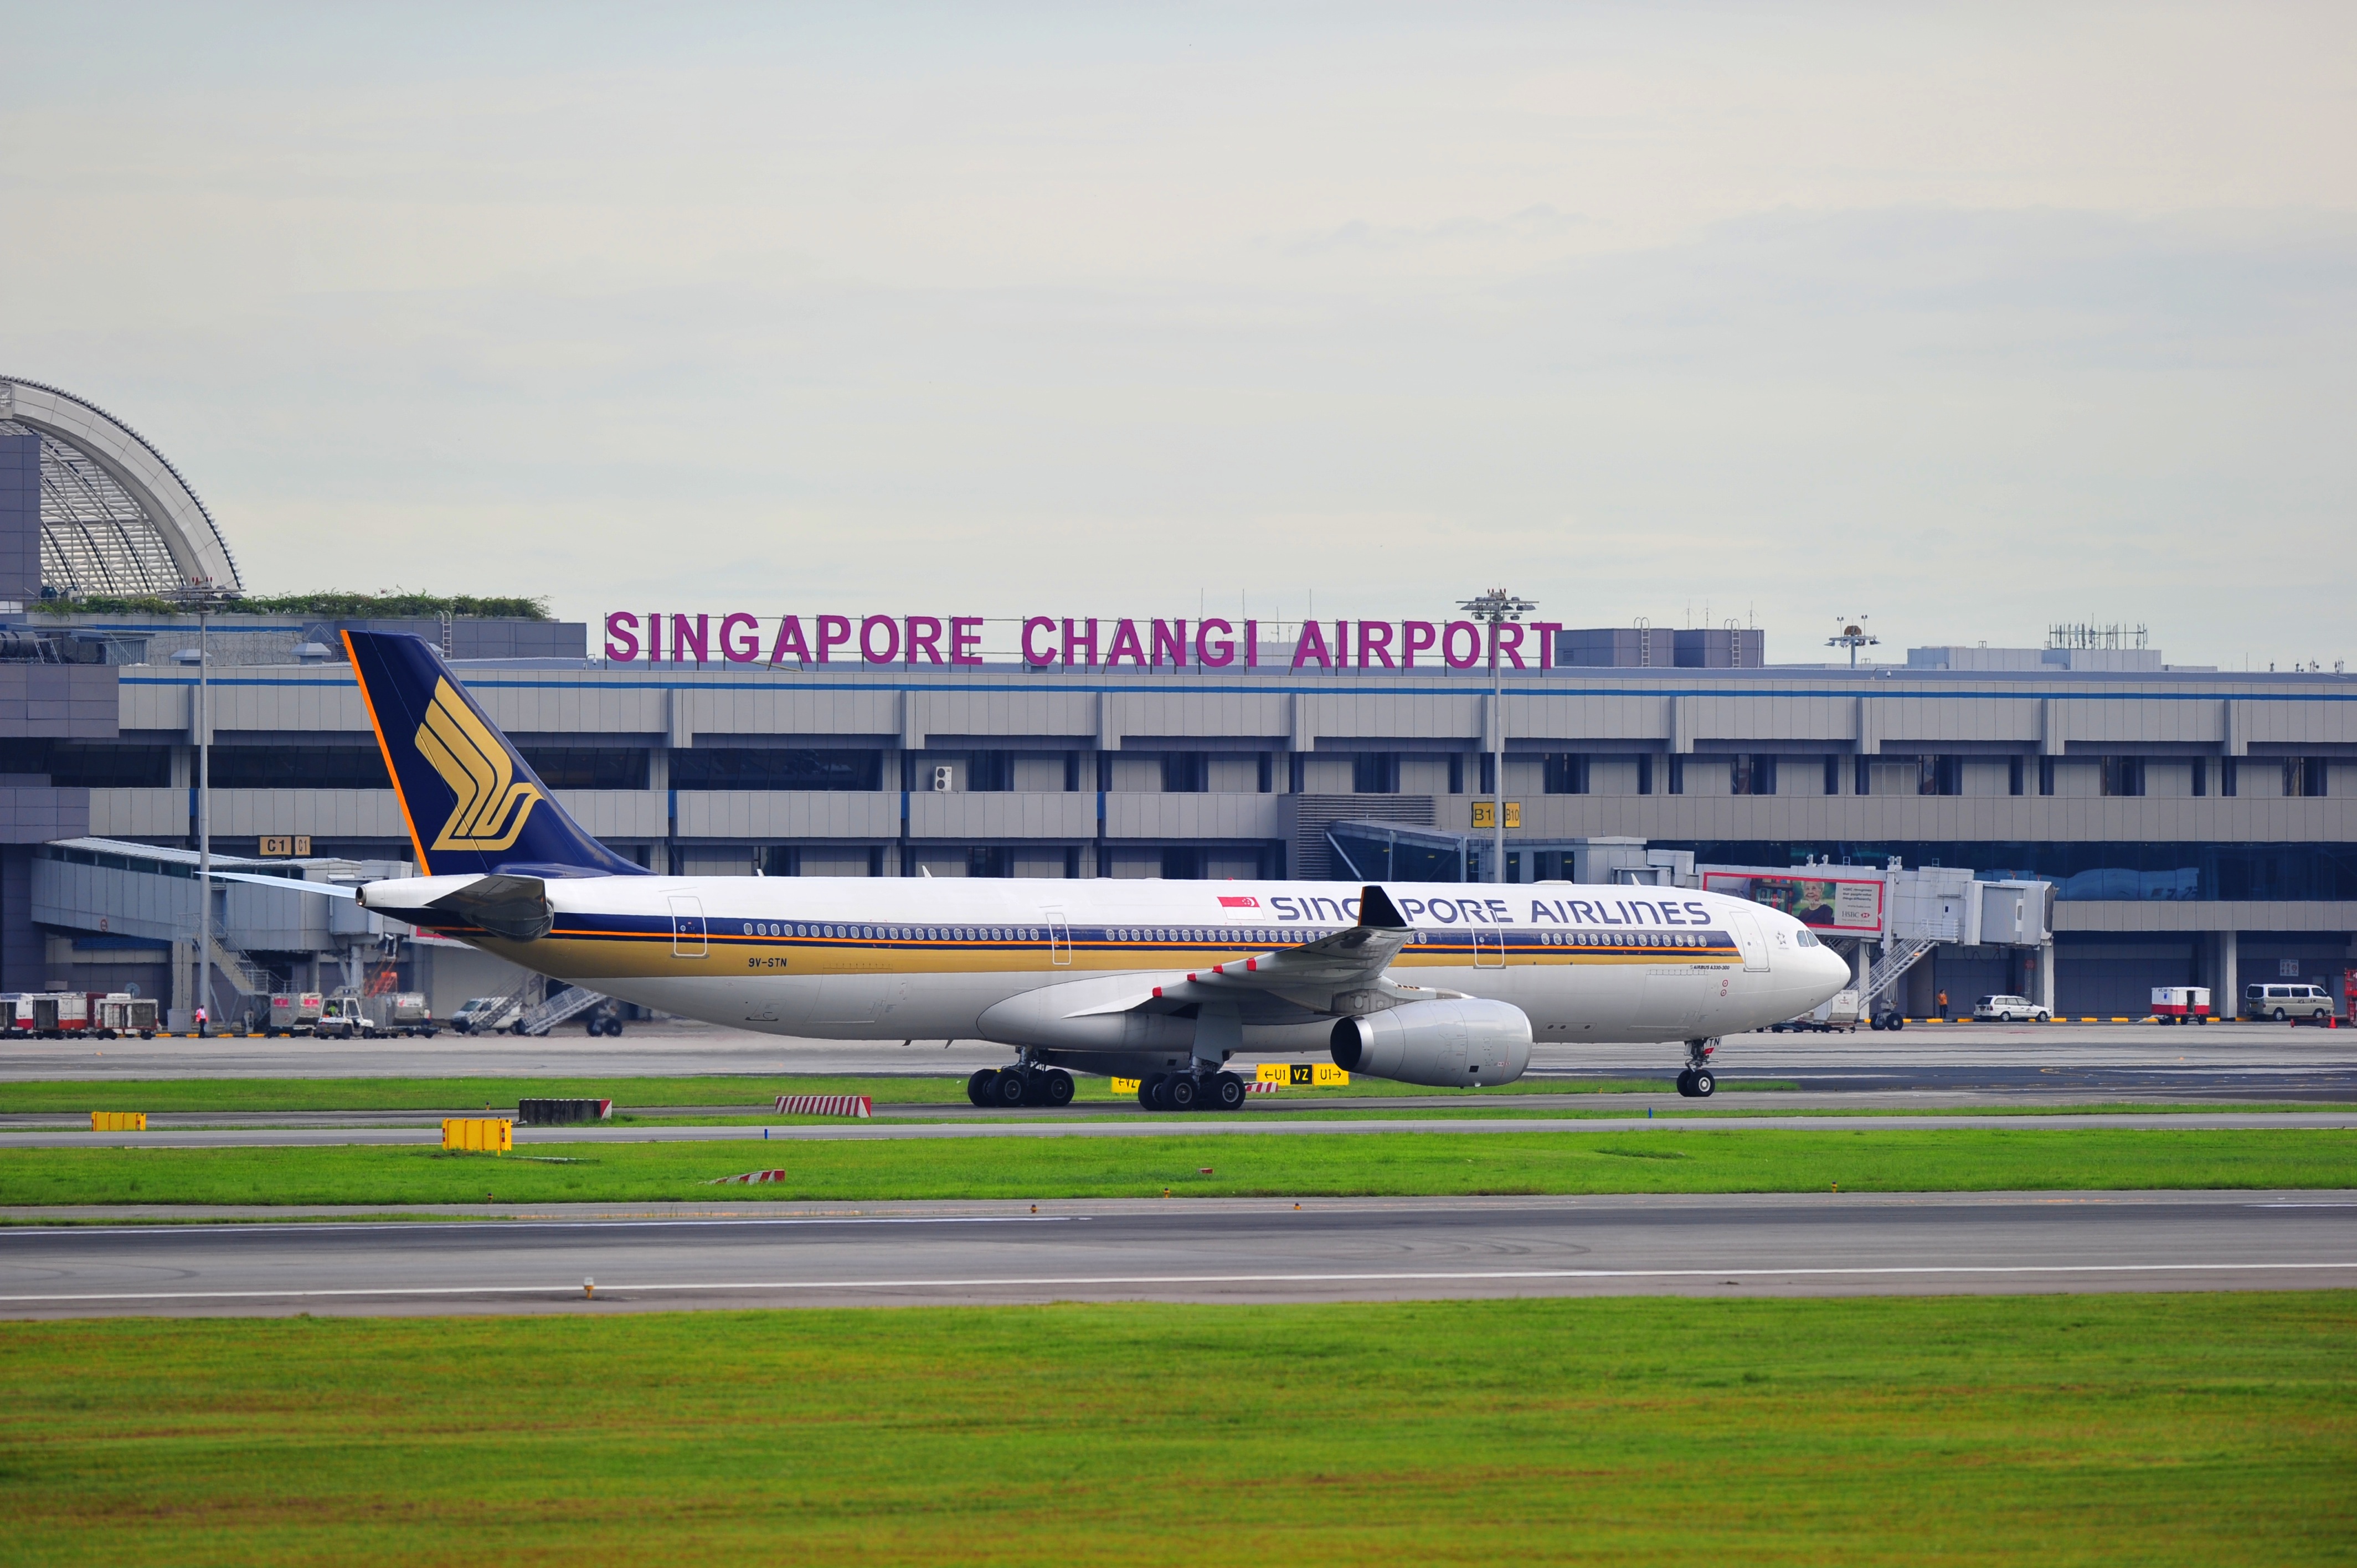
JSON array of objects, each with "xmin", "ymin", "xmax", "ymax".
[
  {"xmin": 518, "ymin": 984, "xmax": 609, "ymax": 1036},
  {"xmin": 1860, "ymin": 936, "xmax": 1939, "ymax": 1014},
  {"xmin": 204, "ymin": 935, "xmax": 276, "ymax": 1002}
]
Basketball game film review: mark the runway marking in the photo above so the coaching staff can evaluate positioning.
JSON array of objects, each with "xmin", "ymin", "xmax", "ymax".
[{"xmin": 5, "ymin": 1261, "xmax": 2355, "ymax": 1305}]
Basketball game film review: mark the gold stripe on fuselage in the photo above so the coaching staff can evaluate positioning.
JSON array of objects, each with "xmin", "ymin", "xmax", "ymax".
[{"xmin": 445, "ymin": 930, "xmax": 1743, "ymax": 983}]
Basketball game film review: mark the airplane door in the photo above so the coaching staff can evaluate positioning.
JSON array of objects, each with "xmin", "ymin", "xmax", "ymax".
[
  {"xmin": 1473, "ymin": 929, "xmax": 1505, "ymax": 968},
  {"xmin": 1044, "ymin": 911, "xmax": 1071, "ymax": 966},
  {"xmin": 1725, "ymin": 907, "xmax": 1771, "ymax": 972},
  {"xmin": 669, "ymin": 895, "xmax": 707, "ymax": 959}
]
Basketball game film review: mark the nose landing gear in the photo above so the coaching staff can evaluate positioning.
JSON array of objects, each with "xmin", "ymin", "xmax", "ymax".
[{"xmin": 1675, "ymin": 1038, "xmax": 1718, "ymax": 1098}]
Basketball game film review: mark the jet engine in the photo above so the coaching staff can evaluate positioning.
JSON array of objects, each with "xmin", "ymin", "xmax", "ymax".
[{"xmin": 1329, "ymin": 998, "xmax": 1532, "ymax": 1087}]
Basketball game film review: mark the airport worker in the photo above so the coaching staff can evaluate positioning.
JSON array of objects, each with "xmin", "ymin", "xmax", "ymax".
[{"xmin": 1938, "ymin": 989, "xmax": 1949, "ymax": 1020}]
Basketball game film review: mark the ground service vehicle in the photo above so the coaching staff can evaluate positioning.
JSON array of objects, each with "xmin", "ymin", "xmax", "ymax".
[
  {"xmin": 262, "ymin": 633, "xmax": 1852, "ymax": 1104},
  {"xmin": 2243, "ymin": 983, "xmax": 2334, "ymax": 1022},
  {"xmin": 266, "ymin": 993, "xmax": 325, "ymax": 1036},
  {"xmin": 1773, "ymin": 988, "xmax": 1860, "ymax": 1033},
  {"xmin": 313, "ymin": 993, "xmax": 379, "ymax": 1039},
  {"xmin": 380, "ymin": 992, "xmax": 436, "ymax": 1036},
  {"xmin": 2152, "ymin": 986, "xmax": 2211, "ymax": 1023},
  {"xmin": 94, "ymin": 994, "xmax": 158, "ymax": 1037},
  {"xmin": 3, "ymin": 992, "xmax": 153, "ymax": 1039},
  {"xmin": 1973, "ymin": 994, "xmax": 2052, "ymax": 1023}
]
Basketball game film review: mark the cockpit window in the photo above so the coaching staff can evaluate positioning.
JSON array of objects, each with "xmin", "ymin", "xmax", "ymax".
[{"xmin": 1794, "ymin": 930, "xmax": 1819, "ymax": 947}]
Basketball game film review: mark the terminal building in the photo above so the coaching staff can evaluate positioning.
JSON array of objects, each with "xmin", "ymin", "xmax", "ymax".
[{"xmin": 3, "ymin": 376, "xmax": 2351, "ymax": 1024}]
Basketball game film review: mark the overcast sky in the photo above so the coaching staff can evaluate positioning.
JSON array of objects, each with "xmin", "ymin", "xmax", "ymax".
[{"xmin": 3, "ymin": 3, "xmax": 2350, "ymax": 667}]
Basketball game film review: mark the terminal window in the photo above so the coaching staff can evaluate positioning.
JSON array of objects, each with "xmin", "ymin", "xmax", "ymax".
[
  {"xmin": 1543, "ymin": 754, "xmax": 1589, "ymax": 795},
  {"xmin": 8, "ymin": 741, "xmax": 169, "ymax": 788},
  {"xmin": 208, "ymin": 747, "xmax": 390, "ymax": 790},
  {"xmin": 670, "ymin": 748, "xmax": 883, "ymax": 791},
  {"xmin": 518, "ymin": 747, "xmax": 650, "ymax": 790}
]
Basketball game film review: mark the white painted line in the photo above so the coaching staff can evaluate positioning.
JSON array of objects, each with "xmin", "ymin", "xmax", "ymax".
[{"xmin": 4, "ymin": 1260, "xmax": 2354, "ymax": 1304}]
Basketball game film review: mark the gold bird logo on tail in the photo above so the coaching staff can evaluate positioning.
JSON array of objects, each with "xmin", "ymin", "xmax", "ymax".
[{"xmin": 416, "ymin": 679, "xmax": 542, "ymax": 852}]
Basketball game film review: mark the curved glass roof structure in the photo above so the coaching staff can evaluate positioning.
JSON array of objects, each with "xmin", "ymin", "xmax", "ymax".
[{"xmin": 0, "ymin": 376, "xmax": 242, "ymax": 597}]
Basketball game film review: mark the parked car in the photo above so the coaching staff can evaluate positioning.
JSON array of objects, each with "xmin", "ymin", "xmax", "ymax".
[
  {"xmin": 451, "ymin": 995, "xmax": 523, "ymax": 1034},
  {"xmin": 1973, "ymin": 994, "xmax": 2052, "ymax": 1023},
  {"xmin": 2242, "ymin": 983, "xmax": 2334, "ymax": 1022}
]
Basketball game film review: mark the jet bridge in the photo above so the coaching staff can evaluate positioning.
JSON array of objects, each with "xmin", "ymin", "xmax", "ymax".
[
  {"xmin": 1322, "ymin": 823, "xmax": 2056, "ymax": 1024},
  {"xmin": 30, "ymin": 837, "xmax": 425, "ymax": 1028},
  {"xmin": 1696, "ymin": 861, "xmax": 2057, "ymax": 1023}
]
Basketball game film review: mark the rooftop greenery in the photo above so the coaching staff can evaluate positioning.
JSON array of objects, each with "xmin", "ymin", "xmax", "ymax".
[{"xmin": 33, "ymin": 591, "xmax": 552, "ymax": 620}]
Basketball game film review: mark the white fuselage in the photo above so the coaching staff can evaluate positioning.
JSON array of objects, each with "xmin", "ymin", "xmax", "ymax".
[{"xmin": 369, "ymin": 874, "xmax": 1853, "ymax": 1062}]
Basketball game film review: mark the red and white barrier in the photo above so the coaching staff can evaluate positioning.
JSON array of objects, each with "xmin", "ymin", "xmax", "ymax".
[
  {"xmin": 1246, "ymin": 1081, "xmax": 1281, "ymax": 1095},
  {"xmin": 773, "ymin": 1094, "xmax": 872, "ymax": 1118},
  {"xmin": 710, "ymin": 1168, "xmax": 791, "ymax": 1185}
]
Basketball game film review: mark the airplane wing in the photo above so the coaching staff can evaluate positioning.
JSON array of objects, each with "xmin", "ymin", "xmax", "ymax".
[
  {"xmin": 1073, "ymin": 885, "xmax": 1450, "ymax": 1022},
  {"xmin": 205, "ymin": 869, "xmax": 357, "ymax": 899}
]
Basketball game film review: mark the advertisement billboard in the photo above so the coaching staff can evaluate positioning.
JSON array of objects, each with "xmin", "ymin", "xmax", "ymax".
[{"xmin": 1703, "ymin": 871, "xmax": 1885, "ymax": 935}]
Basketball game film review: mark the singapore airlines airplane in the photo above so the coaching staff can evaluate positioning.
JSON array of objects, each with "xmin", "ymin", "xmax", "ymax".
[{"xmin": 320, "ymin": 632, "xmax": 1849, "ymax": 1111}]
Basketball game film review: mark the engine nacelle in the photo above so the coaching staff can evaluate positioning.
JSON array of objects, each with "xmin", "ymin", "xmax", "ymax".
[{"xmin": 1330, "ymin": 998, "xmax": 1532, "ymax": 1087}]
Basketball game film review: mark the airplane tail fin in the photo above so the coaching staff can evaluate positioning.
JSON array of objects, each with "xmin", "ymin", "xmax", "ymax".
[{"xmin": 343, "ymin": 630, "xmax": 646, "ymax": 879}]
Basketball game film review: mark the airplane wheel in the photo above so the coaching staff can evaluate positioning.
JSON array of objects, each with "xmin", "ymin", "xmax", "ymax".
[
  {"xmin": 992, "ymin": 1070, "xmax": 1030, "ymax": 1108},
  {"xmin": 1675, "ymin": 1070, "xmax": 1696, "ymax": 1097},
  {"xmin": 1211, "ymin": 1072, "xmax": 1247, "ymax": 1111},
  {"xmin": 1138, "ymin": 1074, "xmax": 1164, "ymax": 1110},
  {"xmin": 1690, "ymin": 1070, "xmax": 1715, "ymax": 1098},
  {"xmin": 966, "ymin": 1069, "xmax": 997, "ymax": 1107},
  {"xmin": 1042, "ymin": 1069, "xmax": 1074, "ymax": 1107},
  {"xmin": 1166, "ymin": 1074, "xmax": 1200, "ymax": 1111}
]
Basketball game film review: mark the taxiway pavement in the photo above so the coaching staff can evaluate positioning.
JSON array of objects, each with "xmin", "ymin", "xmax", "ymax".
[{"xmin": 2, "ymin": 1189, "xmax": 2349, "ymax": 1316}]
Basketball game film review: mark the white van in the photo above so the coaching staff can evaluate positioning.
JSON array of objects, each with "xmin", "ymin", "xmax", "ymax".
[{"xmin": 2242, "ymin": 983, "xmax": 2334, "ymax": 1022}]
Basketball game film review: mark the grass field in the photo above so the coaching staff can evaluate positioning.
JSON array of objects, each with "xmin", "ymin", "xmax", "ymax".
[
  {"xmin": 1, "ymin": 1293, "xmax": 2348, "ymax": 1565},
  {"xmin": 1, "ymin": 1128, "xmax": 2349, "ymax": 1206}
]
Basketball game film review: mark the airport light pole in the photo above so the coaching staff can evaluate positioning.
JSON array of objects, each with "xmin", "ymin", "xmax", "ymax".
[
  {"xmin": 1458, "ymin": 590, "xmax": 1536, "ymax": 885},
  {"xmin": 173, "ymin": 582, "xmax": 237, "ymax": 1033}
]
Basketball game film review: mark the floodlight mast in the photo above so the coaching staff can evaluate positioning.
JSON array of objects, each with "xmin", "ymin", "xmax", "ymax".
[
  {"xmin": 1826, "ymin": 617, "xmax": 1879, "ymax": 669},
  {"xmin": 1458, "ymin": 590, "xmax": 1536, "ymax": 884}
]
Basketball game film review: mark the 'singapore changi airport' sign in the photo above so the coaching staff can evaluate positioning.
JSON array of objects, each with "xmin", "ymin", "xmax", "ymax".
[{"xmin": 603, "ymin": 613, "xmax": 1572, "ymax": 672}]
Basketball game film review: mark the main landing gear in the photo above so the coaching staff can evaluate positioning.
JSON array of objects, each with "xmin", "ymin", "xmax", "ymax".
[
  {"xmin": 966, "ymin": 1066, "xmax": 1075, "ymax": 1108},
  {"xmin": 1137, "ymin": 1070, "xmax": 1250, "ymax": 1113},
  {"xmin": 1675, "ymin": 1037, "xmax": 1717, "ymax": 1098}
]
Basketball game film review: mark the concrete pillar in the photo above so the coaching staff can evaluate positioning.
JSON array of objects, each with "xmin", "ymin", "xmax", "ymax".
[
  {"xmin": 2216, "ymin": 930, "xmax": 2238, "ymax": 1022},
  {"xmin": 0, "ymin": 845, "xmax": 38, "ymax": 994},
  {"xmin": 0, "ymin": 431, "xmax": 40, "ymax": 609},
  {"xmin": 2036, "ymin": 941, "xmax": 2056, "ymax": 1013}
]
